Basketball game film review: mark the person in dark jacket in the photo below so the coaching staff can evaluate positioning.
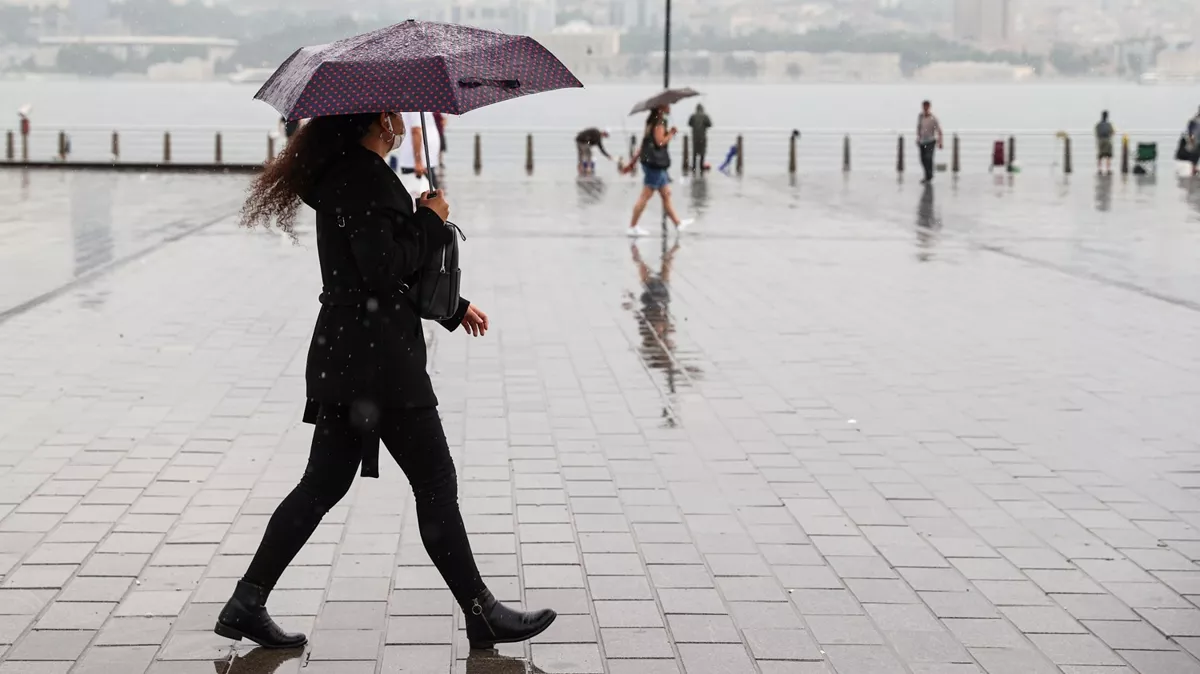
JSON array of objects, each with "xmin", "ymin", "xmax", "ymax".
[
  {"xmin": 575, "ymin": 127, "xmax": 611, "ymax": 175},
  {"xmin": 221, "ymin": 111, "xmax": 556, "ymax": 650},
  {"xmin": 687, "ymin": 104, "xmax": 712, "ymax": 173}
]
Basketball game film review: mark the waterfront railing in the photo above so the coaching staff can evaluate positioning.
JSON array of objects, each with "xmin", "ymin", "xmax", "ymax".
[{"xmin": 2, "ymin": 124, "xmax": 1189, "ymax": 176}]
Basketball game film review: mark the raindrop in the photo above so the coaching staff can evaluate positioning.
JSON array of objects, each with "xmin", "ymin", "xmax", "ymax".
[
  {"xmin": 367, "ymin": 298, "xmax": 379, "ymax": 312},
  {"xmin": 847, "ymin": 419, "xmax": 857, "ymax": 424},
  {"xmin": 317, "ymin": 336, "xmax": 327, "ymax": 346},
  {"xmin": 320, "ymin": 372, "xmax": 327, "ymax": 379}
]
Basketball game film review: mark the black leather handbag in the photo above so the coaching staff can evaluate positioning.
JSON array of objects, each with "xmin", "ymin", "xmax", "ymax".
[
  {"xmin": 641, "ymin": 134, "xmax": 671, "ymax": 170},
  {"xmin": 404, "ymin": 221, "xmax": 465, "ymax": 322}
]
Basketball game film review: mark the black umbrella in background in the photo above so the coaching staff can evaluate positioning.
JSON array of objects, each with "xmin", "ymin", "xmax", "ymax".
[{"xmin": 628, "ymin": 87, "xmax": 700, "ymax": 115}]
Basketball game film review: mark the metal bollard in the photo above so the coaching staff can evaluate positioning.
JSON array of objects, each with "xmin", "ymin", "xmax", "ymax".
[
  {"xmin": 5, "ymin": 130, "xmax": 12, "ymax": 161},
  {"xmin": 524, "ymin": 133, "xmax": 533, "ymax": 174},
  {"xmin": 473, "ymin": 133, "xmax": 481, "ymax": 174},
  {"xmin": 163, "ymin": 132, "xmax": 172, "ymax": 163},
  {"xmin": 20, "ymin": 128, "xmax": 28, "ymax": 162},
  {"xmin": 111, "ymin": 131, "xmax": 119, "ymax": 161},
  {"xmin": 57, "ymin": 131, "xmax": 66, "ymax": 161},
  {"xmin": 897, "ymin": 135, "xmax": 905, "ymax": 173},
  {"xmin": 952, "ymin": 134, "xmax": 961, "ymax": 173},
  {"xmin": 1120, "ymin": 136, "xmax": 1130, "ymax": 175},
  {"xmin": 267, "ymin": 135, "xmax": 276, "ymax": 163},
  {"xmin": 843, "ymin": 135, "xmax": 851, "ymax": 172},
  {"xmin": 214, "ymin": 132, "xmax": 223, "ymax": 164},
  {"xmin": 1007, "ymin": 136, "xmax": 1015, "ymax": 173},
  {"xmin": 736, "ymin": 135, "xmax": 744, "ymax": 175},
  {"xmin": 1063, "ymin": 135, "xmax": 1072, "ymax": 174},
  {"xmin": 788, "ymin": 130, "xmax": 798, "ymax": 175},
  {"xmin": 682, "ymin": 134, "xmax": 691, "ymax": 175}
]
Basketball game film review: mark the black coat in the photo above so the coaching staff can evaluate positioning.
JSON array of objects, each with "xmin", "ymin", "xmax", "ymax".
[{"xmin": 298, "ymin": 145, "xmax": 469, "ymax": 476}]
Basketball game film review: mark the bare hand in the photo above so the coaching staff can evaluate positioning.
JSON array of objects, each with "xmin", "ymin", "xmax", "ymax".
[
  {"xmin": 462, "ymin": 305, "xmax": 489, "ymax": 337},
  {"xmin": 417, "ymin": 191, "xmax": 450, "ymax": 222},
  {"xmin": 414, "ymin": 160, "xmax": 426, "ymax": 178}
]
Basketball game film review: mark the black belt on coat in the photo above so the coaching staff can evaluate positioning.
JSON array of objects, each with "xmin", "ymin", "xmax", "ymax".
[{"xmin": 309, "ymin": 287, "xmax": 387, "ymax": 478}]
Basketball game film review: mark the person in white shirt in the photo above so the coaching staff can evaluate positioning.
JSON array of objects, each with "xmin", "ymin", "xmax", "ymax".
[{"xmin": 389, "ymin": 112, "xmax": 443, "ymax": 201}]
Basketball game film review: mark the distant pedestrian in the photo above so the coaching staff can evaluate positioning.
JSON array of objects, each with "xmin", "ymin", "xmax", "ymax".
[
  {"xmin": 574, "ymin": 127, "xmax": 611, "ymax": 176},
  {"xmin": 432, "ymin": 111, "xmax": 447, "ymax": 168},
  {"xmin": 1095, "ymin": 111, "xmax": 1115, "ymax": 176},
  {"xmin": 916, "ymin": 100, "xmax": 943, "ymax": 184},
  {"xmin": 1188, "ymin": 106, "xmax": 1200, "ymax": 176},
  {"xmin": 624, "ymin": 105, "xmax": 693, "ymax": 237},
  {"xmin": 389, "ymin": 112, "xmax": 442, "ymax": 202},
  {"xmin": 687, "ymin": 104, "xmax": 712, "ymax": 173},
  {"xmin": 17, "ymin": 104, "xmax": 31, "ymax": 161}
]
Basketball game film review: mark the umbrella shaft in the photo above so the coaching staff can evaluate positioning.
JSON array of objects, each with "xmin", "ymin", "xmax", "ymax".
[{"xmin": 420, "ymin": 111, "xmax": 439, "ymax": 194}]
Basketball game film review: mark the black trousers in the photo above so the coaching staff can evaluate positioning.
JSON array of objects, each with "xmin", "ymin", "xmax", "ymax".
[
  {"xmin": 919, "ymin": 142, "xmax": 937, "ymax": 181},
  {"xmin": 243, "ymin": 405, "xmax": 486, "ymax": 607}
]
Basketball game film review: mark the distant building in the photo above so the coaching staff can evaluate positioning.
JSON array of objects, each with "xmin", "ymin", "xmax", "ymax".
[
  {"xmin": 915, "ymin": 60, "xmax": 1035, "ymax": 82},
  {"xmin": 954, "ymin": 0, "xmax": 1016, "ymax": 46},
  {"xmin": 762, "ymin": 51, "xmax": 903, "ymax": 82},
  {"xmin": 534, "ymin": 21, "xmax": 620, "ymax": 81},
  {"xmin": 412, "ymin": 0, "xmax": 557, "ymax": 35},
  {"xmin": 609, "ymin": 0, "xmax": 664, "ymax": 30}
]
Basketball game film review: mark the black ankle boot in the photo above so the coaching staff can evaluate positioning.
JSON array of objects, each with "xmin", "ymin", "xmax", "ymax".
[
  {"xmin": 464, "ymin": 589, "xmax": 557, "ymax": 649},
  {"xmin": 214, "ymin": 580, "xmax": 307, "ymax": 649}
]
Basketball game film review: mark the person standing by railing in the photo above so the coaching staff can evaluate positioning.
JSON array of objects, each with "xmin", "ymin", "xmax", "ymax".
[
  {"xmin": 1188, "ymin": 106, "xmax": 1200, "ymax": 177},
  {"xmin": 1095, "ymin": 111, "xmax": 1115, "ymax": 176},
  {"xmin": 688, "ymin": 104, "xmax": 712, "ymax": 173},
  {"xmin": 917, "ymin": 100, "xmax": 943, "ymax": 184}
]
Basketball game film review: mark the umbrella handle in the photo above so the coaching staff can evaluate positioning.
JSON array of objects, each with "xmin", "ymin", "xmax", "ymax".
[{"xmin": 419, "ymin": 111, "xmax": 438, "ymax": 195}]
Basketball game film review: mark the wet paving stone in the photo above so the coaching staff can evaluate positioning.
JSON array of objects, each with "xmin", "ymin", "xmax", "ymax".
[{"xmin": 3, "ymin": 172, "xmax": 1200, "ymax": 672}]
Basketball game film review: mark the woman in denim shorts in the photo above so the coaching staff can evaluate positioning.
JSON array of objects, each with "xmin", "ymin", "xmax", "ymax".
[{"xmin": 625, "ymin": 105, "xmax": 692, "ymax": 236}]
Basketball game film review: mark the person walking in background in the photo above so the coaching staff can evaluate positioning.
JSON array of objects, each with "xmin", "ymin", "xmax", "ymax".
[
  {"xmin": 624, "ymin": 105, "xmax": 692, "ymax": 237},
  {"xmin": 574, "ymin": 127, "xmax": 611, "ymax": 176},
  {"xmin": 226, "ymin": 111, "xmax": 556, "ymax": 650},
  {"xmin": 432, "ymin": 111, "xmax": 447, "ymax": 169},
  {"xmin": 916, "ymin": 100, "xmax": 943, "ymax": 184},
  {"xmin": 687, "ymin": 104, "xmax": 712, "ymax": 173},
  {"xmin": 1095, "ymin": 111, "xmax": 1115, "ymax": 176},
  {"xmin": 390, "ymin": 111, "xmax": 443, "ymax": 202},
  {"xmin": 1188, "ymin": 106, "xmax": 1200, "ymax": 176}
]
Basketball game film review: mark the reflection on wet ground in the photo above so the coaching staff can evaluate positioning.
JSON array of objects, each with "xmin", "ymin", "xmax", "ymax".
[
  {"xmin": 915, "ymin": 183, "xmax": 943, "ymax": 262},
  {"xmin": 218, "ymin": 645, "xmax": 305, "ymax": 674},
  {"xmin": 624, "ymin": 239, "xmax": 703, "ymax": 427},
  {"xmin": 2, "ymin": 169, "xmax": 1200, "ymax": 673},
  {"xmin": 0, "ymin": 171, "xmax": 246, "ymax": 318}
]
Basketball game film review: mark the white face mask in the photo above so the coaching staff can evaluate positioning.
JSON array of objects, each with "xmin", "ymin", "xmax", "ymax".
[{"xmin": 383, "ymin": 114, "xmax": 405, "ymax": 151}]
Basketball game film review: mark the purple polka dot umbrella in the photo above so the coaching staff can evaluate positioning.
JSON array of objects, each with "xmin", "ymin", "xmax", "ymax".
[{"xmin": 254, "ymin": 19, "xmax": 583, "ymax": 121}]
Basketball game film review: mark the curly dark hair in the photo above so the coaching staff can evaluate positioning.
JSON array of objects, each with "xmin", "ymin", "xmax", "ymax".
[{"xmin": 241, "ymin": 112, "xmax": 379, "ymax": 238}]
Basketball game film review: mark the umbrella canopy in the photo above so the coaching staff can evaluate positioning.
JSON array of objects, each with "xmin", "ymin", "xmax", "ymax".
[
  {"xmin": 256, "ymin": 19, "xmax": 583, "ymax": 121},
  {"xmin": 629, "ymin": 87, "xmax": 701, "ymax": 115}
]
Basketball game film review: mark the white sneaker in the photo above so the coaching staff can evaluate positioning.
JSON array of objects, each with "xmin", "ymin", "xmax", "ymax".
[
  {"xmin": 627, "ymin": 226, "xmax": 650, "ymax": 237},
  {"xmin": 676, "ymin": 218, "xmax": 694, "ymax": 232}
]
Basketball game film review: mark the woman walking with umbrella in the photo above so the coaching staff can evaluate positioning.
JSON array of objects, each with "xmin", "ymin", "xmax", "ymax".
[
  {"xmin": 214, "ymin": 20, "xmax": 581, "ymax": 651},
  {"xmin": 625, "ymin": 89, "xmax": 698, "ymax": 237}
]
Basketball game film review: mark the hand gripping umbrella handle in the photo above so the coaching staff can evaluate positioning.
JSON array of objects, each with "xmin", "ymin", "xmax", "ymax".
[{"xmin": 419, "ymin": 111, "xmax": 438, "ymax": 196}]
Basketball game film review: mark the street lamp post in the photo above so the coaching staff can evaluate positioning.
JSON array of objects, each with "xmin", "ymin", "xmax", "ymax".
[{"xmin": 663, "ymin": 0, "xmax": 671, "ymax": 89}]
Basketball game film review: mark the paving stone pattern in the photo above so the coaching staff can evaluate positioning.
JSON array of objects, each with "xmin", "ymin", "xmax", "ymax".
[{"xmin": 1, "ymin": 170, "xmax": 1199, "ymax": 673}]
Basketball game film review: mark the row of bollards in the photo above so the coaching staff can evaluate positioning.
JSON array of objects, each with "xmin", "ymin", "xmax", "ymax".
[{"xmin": 0, "ymin": 129, "xmax": 1159, "ymax": 176}]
